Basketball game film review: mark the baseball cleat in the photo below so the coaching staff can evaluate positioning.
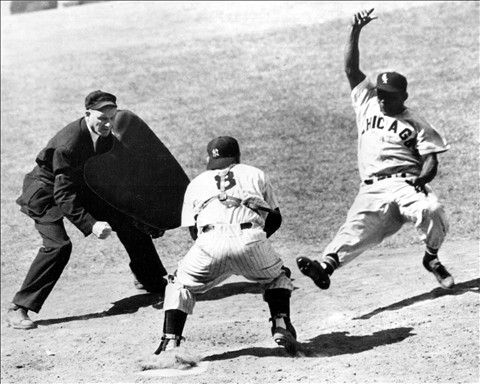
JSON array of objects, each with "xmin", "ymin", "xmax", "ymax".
[
  {"xmin": 6, "ymin": 305, "xmax": 37, "ymax": 330},
  {"xmin": 296, "ymin": 257, "xmax": 330, "ymax": 289},
  {"xmin": 154, "ymin": 334, "xmax": 184, "ymax": 355},
  {"xmin": 272, "ymin": 327, "xmax": 298, "ymax": 356},
  {"xmin": 422, "ymin": 256, "xmax": 454, "ymax": 289},
  {"xmin": 133, "ymin": 278, "xmax": 146, "ymax": 291},
  {"xmin": 430, "ymin": 263, "xmax": 454, "ymax": 289}
]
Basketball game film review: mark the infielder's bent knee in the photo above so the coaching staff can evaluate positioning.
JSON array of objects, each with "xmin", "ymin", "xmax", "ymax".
[
  {"xmin": 263, "ymin": 272, "xmax": 294, "ymax": 292},
  {"xmin": 163, "ymin": 282, "xmax": 195, "ymax": 314}
]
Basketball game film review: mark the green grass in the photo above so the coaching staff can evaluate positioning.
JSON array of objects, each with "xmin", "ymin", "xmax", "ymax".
[{"xmin": 1, "ymin": 2, "xmax": 478, "ymax": 265}]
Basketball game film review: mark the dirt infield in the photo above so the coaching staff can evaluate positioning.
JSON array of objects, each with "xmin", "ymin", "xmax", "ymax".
[
  {"xmin": 1, "ymin": 1, "xmax": 479, "ymax": 383},
  {"xmin": 1, "ymin": 239, "xmax": 478, "ymax": 383}
]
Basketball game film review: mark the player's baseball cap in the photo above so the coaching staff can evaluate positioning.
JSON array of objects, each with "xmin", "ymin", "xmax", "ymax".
[
  {"xmin": 85, "ymin": 90, "xmax": 117, "ymax": 110},
  {"xmin": 376, "ymin": 72, "xmax": 407, "ymax": 93},
  {"xmin": 206, "ymin": 136, "xmax": 240, "ymax": 170}
]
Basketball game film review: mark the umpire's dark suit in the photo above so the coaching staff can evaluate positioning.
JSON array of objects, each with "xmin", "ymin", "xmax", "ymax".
[{"xmin": 13, "ymin": 117, "xmax": 167, "ymax": 313}]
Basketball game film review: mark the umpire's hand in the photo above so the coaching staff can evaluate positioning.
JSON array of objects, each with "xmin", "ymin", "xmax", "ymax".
[
  {"xmin": 352, "ymin": 8, "xmax": 377, "ymax": 28},
  {"xmin": 92, "ymin": 221, "xmax": 112, "ymax": 239}
]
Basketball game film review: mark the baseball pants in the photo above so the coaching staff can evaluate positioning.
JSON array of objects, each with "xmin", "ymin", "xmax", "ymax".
[
  {"xmin": 323, "ymin": 178, "xmax": 448, "ymax": 266},
  {"xmin": 13, "ymin": 206, "xmax": 167, "ymax": 313},
  {"xmin": 164, "ymin": 224, "xmax": 293, "ymax": 314}
]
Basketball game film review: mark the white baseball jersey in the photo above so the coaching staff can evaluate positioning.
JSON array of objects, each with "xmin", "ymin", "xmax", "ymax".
[
  {"xmin": 322, "ymin": 77, "xmax": 449, "ymax": 265},
  {"xmin": 352, "ymin": 77, "xmax": 450, "ymax": 181},
  {"xmin": 181, "ymin": 163, "xmax": 279, "ymax": 228},
  {"xmin": 164, "ymin": 163, "xmax": 292, "ymax": 315}
]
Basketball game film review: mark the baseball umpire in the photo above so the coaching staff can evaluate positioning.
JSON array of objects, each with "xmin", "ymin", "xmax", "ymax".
[
  {"xmin": 297, "ymin": 9, "xmax": 454, "ymax": 290},
  {"xmin": 154, "ymin": 136, "xmax": 298, "ymax": 356},
  {"xmin": 7, "ymin": 90, "xmax": 169, "ymax": 329}
]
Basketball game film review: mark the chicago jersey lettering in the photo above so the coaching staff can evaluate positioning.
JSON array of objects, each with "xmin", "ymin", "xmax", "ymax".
[{"xmin": 352, "ymin": 78, "xmax": 450, "ymax": 180}]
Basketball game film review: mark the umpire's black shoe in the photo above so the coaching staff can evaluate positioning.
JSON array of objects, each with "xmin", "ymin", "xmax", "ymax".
[
  {"xmin": 296, "ymin": 257, "xmax": 330, "ymax": 289},
  {"xmin": 423, "ymin": 256, "xmax": 454, "ymax": 289},
  {"xmin": 134, "ymin": 277, "xmax": 168, "ymax": 294},
  {"xmin": 133, "ymin": 278, "xmax": 146, "ymax": 291}
]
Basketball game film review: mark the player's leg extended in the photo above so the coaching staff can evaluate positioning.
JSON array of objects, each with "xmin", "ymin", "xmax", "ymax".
[
  {"xmin": 297, "ymin": 184, "xmax": 403, "ymax": 289},
  {"xmin": 154, "ymin": 279, "xmax": 190, "ymax": 355},
  {"xmin": 231, "ymin": 233, "xmax": 297, "ymax": 355},
  {"xmin": 264, "ymin": 288, "xmax": 298, "ymax": 356},
  {"xmin": 230, "ymin": 229, "xmax": 293, "ymax": 291},
  {"xmin": 156, "ymin": 236, "xmax": 231, "ymax": 354},
  {"xmin": 396, "ymin": 181, "xmax": 453, "ymax": 288}
]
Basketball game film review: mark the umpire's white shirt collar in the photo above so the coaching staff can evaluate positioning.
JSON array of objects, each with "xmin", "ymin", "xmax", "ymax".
[{"xmin": 88, "ymin": 126, "xmax": 100, "ymax": 149}]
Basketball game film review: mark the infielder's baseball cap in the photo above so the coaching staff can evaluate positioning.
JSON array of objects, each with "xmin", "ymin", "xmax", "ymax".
[
  {"xmin": 85, "ymin": 90, "xmax": 117, "ymax": 110},
  {"xmin": 206, "ymin": 136, "xmax": 240, "ymax": 170},
  {"xmin": 376, "ymin": 72, "xmax": 407, "ymax": 93}
]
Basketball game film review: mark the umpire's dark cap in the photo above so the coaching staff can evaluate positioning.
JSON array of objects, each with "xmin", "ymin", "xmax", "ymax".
[
  {"xmin": 85, "ymin": 90, "xmax": 117, "ymax": 110},
  {"xmin": 376, "ymin": 72, "xmax": 407, "ymax": 93},
  {"xmin": 207, "ymin": 136, "xmax": 240, "ymax": 170}
]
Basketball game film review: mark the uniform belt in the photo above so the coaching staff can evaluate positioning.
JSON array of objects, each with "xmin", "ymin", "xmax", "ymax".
[
  {"xmin": 201, "ymin": 222, "xmax": 253, "ymax": 233},
  {"xmin": 363, "ymin": 173, "xmax": 411, "ymax": 185}
]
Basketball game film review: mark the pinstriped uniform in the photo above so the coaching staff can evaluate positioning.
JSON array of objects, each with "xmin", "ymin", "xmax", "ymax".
[
  {"xmin": 163, "ymin": 164, "xmax": 292, "ymax": 315},
  {"xmin": 183, "ymin": 164, "xmax": 276, "ymax": 228}
]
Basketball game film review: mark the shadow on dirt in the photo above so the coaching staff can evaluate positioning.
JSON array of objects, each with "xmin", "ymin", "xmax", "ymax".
[
  {"xmin": 196, "ymin": 281, "xmax": 263, "ymax": 301},
  {"xmin": 203, "ymin": 326, "xmax": 415, "ymax": 360},
  {"xmin": 353, "ymin": 278, "xmax": 480, "ymax": 320},
  {"xmin": 35, "ymin": 293, "xmax": 164, "ymax": 326},
  {"xmin": 194, "ymin": 280, "xmax": 298, "ymax": 301},
  {"xmin": 35, "ymin": 281, "xmax": 281, "ymax": 326}
]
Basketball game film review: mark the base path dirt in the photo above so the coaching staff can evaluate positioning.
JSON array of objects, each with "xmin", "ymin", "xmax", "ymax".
[{"xmin": 1, "ymin": 239, "xmax": 478, "ymax": 383}]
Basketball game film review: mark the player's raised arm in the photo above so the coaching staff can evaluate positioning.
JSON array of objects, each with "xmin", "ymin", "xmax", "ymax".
[{"xmin": 344, "ymin": 8, "xmax": 377, "ymax": 90}]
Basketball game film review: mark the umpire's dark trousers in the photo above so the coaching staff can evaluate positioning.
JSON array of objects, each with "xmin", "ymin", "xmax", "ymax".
[{"xmin": 13, "ymin": 209, "xmax": 167, "ymax": 313}]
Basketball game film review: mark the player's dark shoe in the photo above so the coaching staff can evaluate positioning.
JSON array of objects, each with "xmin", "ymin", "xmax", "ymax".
[
  {"xmin": 423, "ymin": 257, "xmax": 454, "ymax": 289},
  {"xmin": 154, "ymin": 334, "xmax": 184, "ymax": 355},
  {"xmin": 273, "ymin": 327, "xmax": 298, "ymax": 356},
  {"xmin": 296, "ymin": 257, "xmax": 330, "ymax": 289},
  {"xmin": 270, "ymin": 316, "xmax": 297, "ymax": 339},
  {"xmin": 270, "ymin": 316, "xmax": 298, "ymax": 356}
]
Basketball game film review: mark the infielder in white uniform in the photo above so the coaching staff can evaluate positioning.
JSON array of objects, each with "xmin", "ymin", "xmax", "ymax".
[
  {"xmin": 154, "ymin": 136, "xmax": 297, "ymax": 356},
  {"xmin": 297, "ymin": 8, "xmax": 454, "ymax": 291}
]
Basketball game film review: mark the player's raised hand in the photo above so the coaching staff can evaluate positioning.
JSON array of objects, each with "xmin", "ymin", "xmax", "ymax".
[{"xmin": 352, "ymin": 8, "xmax": 377, "ymax": 28}]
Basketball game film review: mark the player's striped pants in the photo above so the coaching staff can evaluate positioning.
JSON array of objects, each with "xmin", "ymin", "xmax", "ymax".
[
  {"xmin": 164, "ymin": 223, "xmax": 293, "ymax": 314},
  {"xmin": 323, "ymin": 178, "xmax": 448, "ymax": 266}
]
